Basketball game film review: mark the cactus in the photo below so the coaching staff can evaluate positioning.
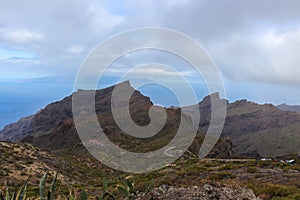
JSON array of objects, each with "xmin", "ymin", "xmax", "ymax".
[
  {"xmin": 15, "ymin": 177, "xmax": 29, "ymax": 200},
  {"xmin": 3, "ymin": 184, "xmax": 20, "ymax": 200},
  {"xmin": 38, "ymin": 170, "xmax": 59, "ymax": 200},
  {"xmin": 49, "ymin": 171, "xmax": 58, "ymax": 200},
  {"xmin": 5, "ymin": 180, "xmax": 10, "ymax": 200},
  {"xmin": 39, "ymin": 171, "xmax": 48, "ymax": 200}
]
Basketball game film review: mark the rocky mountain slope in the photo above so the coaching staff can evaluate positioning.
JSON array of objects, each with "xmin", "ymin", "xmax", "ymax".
[
  {"xmin": 2, "ymin": 139, "xmax": 299, "ymax": 199},
  {"xmin": 1, "ymin": 81, "xmax": 300, "ymax": 158},
  {"xmin": 0, "ymin": 115, "xmax": 34, "ymax": 142},
  {"xmin": 0, "ymin": 81, "xmax": 150, "ymax": 142},
  {"xmin": 225, "ymin": 100, "xmax": 300, "ymax": 157},
  {"xmin": 0, "ymin": 81, "xmax": 232, "ymax": 159},
  {"xmin": 0, "ymin": 141, "xmax": 75, "ymax": 186},
  {"xmin": 197, "ymin": 95, "xmax": 300, "ymax": 157},
  {"xmin": 277, "ymin": 103, "xmax": 300, "ymax": 113}
]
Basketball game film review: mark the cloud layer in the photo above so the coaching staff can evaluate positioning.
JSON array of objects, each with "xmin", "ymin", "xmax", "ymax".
[{"xmin": 1, "ymin": 0, "xmax": 300, "ymax": 87}]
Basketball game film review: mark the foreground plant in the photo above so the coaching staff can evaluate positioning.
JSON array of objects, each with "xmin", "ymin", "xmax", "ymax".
[
  {"xmin": 1, "ymin": 170, "xmax": 58, "ymax": 200},
  {"xmin": 39, "ymin": 171, "xmax": 58, "ymax": 200},
  {"xmin": 1, "ymin": 178, "xmax": 28, "ymax": 200},
  {"xmin": 117, "ymin": 178, "xmax": 154, "ymax": 199},
  {"xmin": 97, "ymin": 178, "xmax": 116, "ymax": 200},
  {"xmin": 117, "ymin": 179, "xmax": 137, "ymax": 200}
]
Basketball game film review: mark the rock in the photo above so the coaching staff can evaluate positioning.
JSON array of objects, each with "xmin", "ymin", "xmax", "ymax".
[{"xmin": 137, "ymin": 184, "xmax": 261, "ymax": 200}]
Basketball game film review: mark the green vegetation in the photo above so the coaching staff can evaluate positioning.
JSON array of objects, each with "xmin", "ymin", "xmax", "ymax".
[
  {"xmin": 0, "ymin": 171, "xmax": 158, "ymax": 200},
  {"xmin": 0, "ymin": 149, "xmax": 299, "ymax": 200},
  {"xmin": 39, "ymin": 171, "xmax": 58, "ymax": 200},
  {"xmin": 245, "ymin": 182, "xmax": 300, "ymax": 200},
  {"xmin": 0, "ymin": 178, "xmax": 28, "ymax": 200}
]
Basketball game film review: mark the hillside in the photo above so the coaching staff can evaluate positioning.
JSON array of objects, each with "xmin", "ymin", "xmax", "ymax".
[
  {"xmin": 0, "ymin": 80, "xmax": 300, "ymax": 199},
  {"xmin": 196, "ymin": 96, "xmax": 300, "ymax": 157},
  {"xmin": 0, "ymin": 115, "xmax": 34, "ymax": 142},
  {"xmin": 0, "ymin": 81, "xmax": 230, "ymax": 160},
  {"xmin": 277, "ymin": 103, "xmax": 300, "ymax": 113},
  {"xmin": 0, "ymin": 140, "xmax": 299, "ymax": 199},
  {"xmin": 1, "ymin": 81, "xmax": 300, "ymax": 158},
  {"xmin": 0, "ymin": 142, "xmax": 75, "ymax": 186},
  {"xmin": 0, "ymin": 81, "xmax": 151, "ymax": 143}
]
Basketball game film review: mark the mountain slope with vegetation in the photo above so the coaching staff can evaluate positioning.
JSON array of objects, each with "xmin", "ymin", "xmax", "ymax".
[
  {"xmin": 196, "ymin": 95, "xmax": 300, "ymax": 157},
  {"xmin": 1, "ymin": 81, "xmax": 300, "ymax": 158}
]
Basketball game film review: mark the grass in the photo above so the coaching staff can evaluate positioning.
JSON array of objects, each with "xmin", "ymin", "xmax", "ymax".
[{"xmin": 244, "ymin": 182, "xmax": 300, "ymax": 200}]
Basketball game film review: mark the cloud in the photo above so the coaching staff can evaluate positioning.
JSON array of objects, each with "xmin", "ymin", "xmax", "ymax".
[
  {"xmin": 0, "ymin": 57, "xmax": 40, "ymax": 64},
  {"xmin": 1, "ymin": 0, "xmax": 300, "ymax": 89},
  {"xmin": 158, "ymin": 0, "xmax": 300, "ymax": 86},
  {"xmin": 68, "ymin": 45, "xmax": 86, "ymax": 54},
  {"xmin": 209, "ymin": 28, "xmax": 300, "ymax": 85},
  {"xmin": 0, "ymin": 29, "xmax": 45, "ymax": 45},
  {"xmin": 106, "ymin": 66, "xmax": 194, "ymax": 78},
  {"xmin": 0, "ymin": 0, "xmax": 129, "ymax": 85}
]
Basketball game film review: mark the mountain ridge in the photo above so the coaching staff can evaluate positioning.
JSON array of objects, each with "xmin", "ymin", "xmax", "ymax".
[
  {"xmin": 1, "ymin": 81, "xmax": 300, "ymax": 157},
  {"xmin": 277, "ymin": 103, "xmax": 300, "ymax": 113}
]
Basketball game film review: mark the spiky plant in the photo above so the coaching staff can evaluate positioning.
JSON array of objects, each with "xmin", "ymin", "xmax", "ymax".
[
  {"xmin": 117, "ymin": 179, "xmax": 137, "ymax": 199},
  {"xmin": 3, "ymin": 178, "xmax": 29, "ymax": 200},
  {"xmin": 39, "ymin": 170, "xmax": 58, "ymax": 200},
  {"xmin": 49, "ymin": 171, "xmax": 58, "ymax": 200},
  {"xmin": 97, "ymin": 178, "xmax": 115, "ymax": 200},
  {"xmin": 39, "ymin": 171, "xmax": 48, "ymax": 200},
  {"xmin": 143, "ymin": 180, "xmax": 154, "ymax": 194}
]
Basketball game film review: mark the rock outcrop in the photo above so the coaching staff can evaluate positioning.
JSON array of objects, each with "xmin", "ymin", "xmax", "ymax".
[{"xmin": 137, "ymin": 184, "xmax": 261, "ymax": 200}]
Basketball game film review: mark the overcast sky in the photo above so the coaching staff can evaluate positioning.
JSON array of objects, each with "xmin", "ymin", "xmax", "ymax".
[{"xmin": 1, "ymin": 0, "xmax": 300, "ymax": 128}]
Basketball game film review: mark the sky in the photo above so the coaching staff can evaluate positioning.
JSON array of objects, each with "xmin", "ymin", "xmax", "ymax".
[{"xmin": 1, "ymin": 0, "xmax": 300, "ymax": 129}]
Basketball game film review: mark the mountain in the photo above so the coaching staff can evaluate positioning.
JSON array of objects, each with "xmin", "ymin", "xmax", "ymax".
[
  {"xmin": 196, "ymin": 95, "xmax": 300, "ymax": 157},
  {"xmin": 0, "ymin": 115, "xmax": 33, "ymax": 142},
  {"xmin": 20, "ymin": 81, "xmax": 232, "ymax": 159},
  {"xmin": 225, "ymin": 100, "xmax": 300, "ymax": 157},
  {"xmin": 0, "ymin": 82, "xmax": 300, "ymax": 199},
  {"xmin": 0, "ymin": 81, "xmax": 151, "ymax": 143},
  {"xmin": 1, "ymin": 81, "xmax": 300, "ymax": 158},
  {"xmin": 277, "ymin": 103, "xmax": 300, "ymax": 113}
]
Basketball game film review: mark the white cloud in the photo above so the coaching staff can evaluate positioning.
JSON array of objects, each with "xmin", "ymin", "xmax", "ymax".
[
  {"xmin": 0, "ymin": 0, "xmax": 300, "ymax": 88},
  {"xmin": 165, "ymin": 0, "xmax": 192, "ymax": 7},
  {"xmin": 87, "ymin": 3, "xmax": 124, "ymax": 33},
  {"xmin": 0, "ymin": 29, "xmax": 45, "ymax": 44},
  {"xmin": 209, "ymin": 28, "xmax": 300, "ymax": 85},
  {"xmin": 106, "ymin": 66, "xmax": 194, "ymax": 78},
  {"xmin": 68, "ymin": 45, "xmax": 86, "ymax": 54}
]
